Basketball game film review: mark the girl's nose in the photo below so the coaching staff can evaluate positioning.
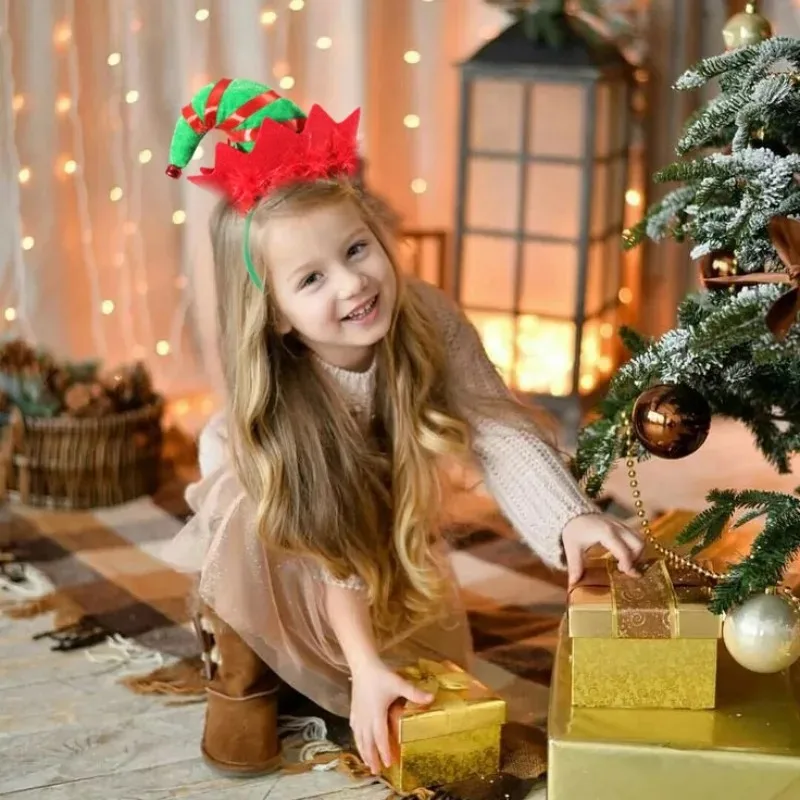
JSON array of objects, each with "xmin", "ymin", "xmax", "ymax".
[{"xmin": 337, "ymin": 267, "xmax": 367, "ymax": 299}]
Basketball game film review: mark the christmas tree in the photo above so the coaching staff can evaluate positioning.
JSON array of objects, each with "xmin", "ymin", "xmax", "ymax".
[{"xmin": 574, "ymin": 20, "xmax": 800, "ymax": 618}]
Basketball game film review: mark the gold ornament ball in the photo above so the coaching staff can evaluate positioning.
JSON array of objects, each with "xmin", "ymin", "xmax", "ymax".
[
  {"xmin": 632, "ymin": 384, "xmax": 711, "ymax": 460},
  {"xmin": 723, "ymin": 593, "xmax": 800, "ymax": 674},
  {"xmin": 722, "ymin": 3, "xmax": 773, "ymax": 50}
]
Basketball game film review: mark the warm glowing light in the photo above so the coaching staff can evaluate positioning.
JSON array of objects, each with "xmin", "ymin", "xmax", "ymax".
[
  {"xmin": 175, "ymin": 400, "xmax": 190, "ymax": 416},
  {"xmin": 625, "ymin": 189, "xmax": 642, "ymax": 207},
  {"xmin": 56, "ymin": 95, "xmax": 72, "ymax": 113},
  {"xmin": 54, "ymin": 24, "xmax": 72, "ymax": 45},
  {"xmin": 316, "ymin": 36, "xmax": 332, "ymax": 49},
  {"xmin": 21, "ymin": 237, "xmax": 35, "ymax": 251},
  {"xmin": 12, "ymin": 94, "xmax": 25, "ymax": 112},
  {"xmin": 261, "ymin": 10, "xmax": 278, "ymax": 25},
  {"xmin": 411, "ymin": 178, "xmax": 427, "ymax": 194},
  {"xmin": 64, "ymin": 159, "xmax": 78, "ymax": 175},
  {"xmin": 279, "ymin": 76, "xmax": 295, "ymax": 90},
  {"xmin": 138, "ymin": 149, "xmax": 152, "ymax": 164},
  {"xmin": 108, "ymin": 52, "xmax": 122, "ymax": 66},
  {"xmin": 288, "ymin": 0, "xmax": 304, "ymax": 9},
  {"xmin": 125, "ymin": 90, "xmax": 139, "ymax": 104},
  {"xmin": 600, "ymin": 322, "xmax": 614, "ymax": 339},
  {"xmin": 4, "ymin": 308, "xmax": 16, "ymax": 322},
  {"xmin": 618, "ymin": 287, "xmax": 633, "ymax": 305},
  {"xmin": 110, "ymin": 186, "xmax": 124, "ymax": 202},
  {"xmin": 172, "ymin": 210, "xmax": 187, "ymax": 225},
  {"xmin": 18, "ymin": 168, "xmax": 31, "ymax": 184},
  {"xmin": 156, "ymin": 340, "xmax": 171, "ymax": 356},
  {"xmin": 101, "ymin": 300, "xmax": 115, "ymax": 315},
  {"xmin": 195, "ymin": 8, "xmax": 210, "ymax": 21},
  {"xmin": 404, "ymin": 114, "xmax": 420, "ymax": 128}
]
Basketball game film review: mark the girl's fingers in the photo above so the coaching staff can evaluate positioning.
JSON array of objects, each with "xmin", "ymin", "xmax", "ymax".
[
  {"xmin": 600, "ymin": 528, "xmax": 638, "ymax": 576},
  {"xmin": 617, "ymin": 524, "xmax": 646, "ymax": 560},
  {"xmin": 563, "ymin": 536, "xmax": 585, "ymax": 588},
  {"xmin": 373, "ymin": 716, "xmax": 393, "ymax": 769}
]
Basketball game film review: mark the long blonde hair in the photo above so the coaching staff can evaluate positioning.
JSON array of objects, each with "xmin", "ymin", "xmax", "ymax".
[{"xmin": 211, "ymin": 179, "xmax": 545, "ymax": 641}]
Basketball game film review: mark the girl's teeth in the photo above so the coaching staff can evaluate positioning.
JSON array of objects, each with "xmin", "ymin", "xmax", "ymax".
[{"xmin": 347, "ymin": 297, "xmax": 376, "ymax": 320}]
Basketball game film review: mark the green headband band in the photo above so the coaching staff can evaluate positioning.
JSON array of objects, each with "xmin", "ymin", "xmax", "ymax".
[{"xmin": 243, "ymin": 210, "xmax": 263, "ymax": 292}]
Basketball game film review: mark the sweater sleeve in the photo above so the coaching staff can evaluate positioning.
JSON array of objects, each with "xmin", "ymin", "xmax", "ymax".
[{"xmin": 414, "ymin": 282, "xmax": 598, "ymax": 569}]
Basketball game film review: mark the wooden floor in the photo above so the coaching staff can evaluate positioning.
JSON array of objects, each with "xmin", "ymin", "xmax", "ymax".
[
  {"xmin": 5, "ymin": 418, "xmax": 782, "ymax": 799},
  {"xmin": 0, "ymin": 611, "xmax": 546, "ymax": 799}
]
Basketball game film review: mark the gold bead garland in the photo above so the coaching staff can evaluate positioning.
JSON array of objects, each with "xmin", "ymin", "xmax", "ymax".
[
  {"xmin": 620, "ymin": 413, "xmax": 800, "ymax": 610},
  {"xmin": 621, "ymin": 414, "xmax": 723, "ymax": 582}
]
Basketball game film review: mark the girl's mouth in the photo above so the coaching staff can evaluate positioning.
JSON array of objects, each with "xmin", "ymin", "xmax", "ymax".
[{"xmin": 342, "ymin": 295, "xmax": 378, "ymax": 322}]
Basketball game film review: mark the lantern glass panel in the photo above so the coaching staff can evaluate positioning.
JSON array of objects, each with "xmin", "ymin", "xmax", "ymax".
[
  {"xmin": 609, "ymin": 154, "xmax": 628, "ymax": 227},
  {"xmin": 527, "ymin": 83, "xmax": 585, "ymax": 158},
  {"xmin": 594, "ymin": 82, "xmax": 612, "ymax": 158},
  {"xmin": 524, "ymin": 162, "xmax": 582, "ymax": 238},
  {"xmin": 470, "ymin": 80, "xmax": 524, "ymax": 152},
  {"xmin": 515, "ymin": 315, "xmax": 575, "ymax": 396},
  {"xmin": 467, "ymin": 311, "xmax": 515, "ymax": 383},
  {"xmin": 591, "ymin": 161, "xmax": 609, "ymax": 238},
  {"xmin": 604, "ymin": 234, "xmax": 623, "ymax": 305},
  {"xmin": 585, "ymin": 241, "xmax": 606, "ymax": 316},
  {"xmin": 610, "ymin": 81, "xmax": 629, "ymax": 153},
  {"xmin": 466, "ymin": 158, "xmax": 520, "ymax": 231},
  {"xmin": 461, "ymin": 235, "xmax": 517, "ymax": 309},
  {"xmin": 521, "ymin": 241, "xmax": 577, "ymax": 316}
]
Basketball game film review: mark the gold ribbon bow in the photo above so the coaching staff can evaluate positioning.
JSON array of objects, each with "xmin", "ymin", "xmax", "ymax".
[
  {"xmin": 398, "ymin": 659, "xmax": 473, "ymax": 709},
  {"xmin": 702, "ymin": 216, "xmax": 800, "ymax": 340}
]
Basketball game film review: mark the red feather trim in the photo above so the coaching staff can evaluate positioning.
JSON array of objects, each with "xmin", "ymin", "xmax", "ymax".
[{"xmin": 188, "ymin": 105, "xmax": 360, "ymax": 213}]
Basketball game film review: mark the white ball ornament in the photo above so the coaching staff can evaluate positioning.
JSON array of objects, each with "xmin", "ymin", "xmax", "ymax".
[{"xmin": 722, "ymin": 593, "xmax": 800, "ymax": 674}]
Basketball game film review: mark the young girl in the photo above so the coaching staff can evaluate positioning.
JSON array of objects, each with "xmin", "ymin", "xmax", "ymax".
[{"xmin": 162, "ymin": 78, "xmax": 644, "ymax": 778}]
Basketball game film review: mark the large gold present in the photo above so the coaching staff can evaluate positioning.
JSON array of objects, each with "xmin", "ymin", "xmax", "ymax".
[
  {"xmin": 569, "ymin": 510, "xmax": 722, "ymax": 709},
  {"xmin": 383, "ymin": 658, "xmax": 506, "ymax": 793},
  {"xmin": 548, "ymin": 621, "xmax": 800, "ymax": 800}
]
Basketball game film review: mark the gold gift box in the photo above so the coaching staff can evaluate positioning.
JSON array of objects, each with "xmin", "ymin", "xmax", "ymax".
[
  {"xmin": 569, "ymin": 510, "xmax": 722, "ymax": 709},
  {"xmin": 548, "ymin": 622, "xmax": 800, "ymax": 800},
  {"xmin": 383, "ymin": 659, "xmax": 506, "ymax": 793}
]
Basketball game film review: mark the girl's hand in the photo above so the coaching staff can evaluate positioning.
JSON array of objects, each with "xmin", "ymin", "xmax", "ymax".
[
  {"xmin": 349, "ymin": 660, "xmax": 434, "ymax": 775},
  {"xmin": 562, "ymin": 513, "xmax": 645, "ymax": 587}
]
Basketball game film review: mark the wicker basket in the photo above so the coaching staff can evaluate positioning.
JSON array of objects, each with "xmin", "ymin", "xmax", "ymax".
[{"xmin": 0, "ymin": 399, "xmax": 164, "ymax": 509}]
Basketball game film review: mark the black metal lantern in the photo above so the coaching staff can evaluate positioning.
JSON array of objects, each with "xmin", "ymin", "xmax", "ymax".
[{"xmin": 453, "ymin": 13, "xmax": 634, "ymax": 429}]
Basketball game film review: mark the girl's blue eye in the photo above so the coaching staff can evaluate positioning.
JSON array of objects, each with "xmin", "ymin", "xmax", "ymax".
[
  {"xmin": 347, "ymin": 240, "xmax": 368, "ymax": 259},
  {"xmin": 300, "ymin": 272, "xmax": 322, "ymax": 289}
]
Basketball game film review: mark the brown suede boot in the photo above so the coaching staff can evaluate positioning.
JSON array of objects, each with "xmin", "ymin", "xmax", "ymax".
[{"xmin": 194, "ymin": 604, "xmax": 283, "ymax": 776}]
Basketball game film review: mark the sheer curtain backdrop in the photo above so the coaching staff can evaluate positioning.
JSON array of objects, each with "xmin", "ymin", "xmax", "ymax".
[{"xmin": 0, "ymin": 0, "xmax": 515, "ymax": 408}]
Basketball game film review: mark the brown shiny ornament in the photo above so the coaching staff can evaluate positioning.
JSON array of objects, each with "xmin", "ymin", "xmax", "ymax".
[
  {"xmin": 722, "ymin": 2, "xmax": 772, "ymax": 50},
  {"xmin": 632, "ymin": 384, "xmax": 711, "ymax": 459}
]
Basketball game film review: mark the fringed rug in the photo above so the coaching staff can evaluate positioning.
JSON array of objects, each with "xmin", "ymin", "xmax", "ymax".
[{"xmin": 0, "ymin": 428, "xmax": 640, "ymax": 799}]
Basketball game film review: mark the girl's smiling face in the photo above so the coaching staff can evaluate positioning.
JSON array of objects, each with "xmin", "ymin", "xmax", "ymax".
[{"xmin": 263, "ymin": 198, "xmax": 397, "ymax": 371}]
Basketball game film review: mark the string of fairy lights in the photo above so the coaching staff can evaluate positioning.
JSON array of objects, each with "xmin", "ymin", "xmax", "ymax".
[
  {"xmin": 3, "ymin": 0, "xmax": 436, "ymax": 381},
  {"xmin": 3, "ymin": 0, "xmax": 644, "ymax": 411}
]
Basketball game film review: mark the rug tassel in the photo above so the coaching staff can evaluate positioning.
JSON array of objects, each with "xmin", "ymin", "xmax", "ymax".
[
  {"xmin": 335, "ymin": 752, "xmax": 377, "ymax": 781},
  {"xmin": 4, "ymin": 591, "xmax": 83, "ymax": 628},
  {"xmin": 119, "ymin": 656, "xmax": 207, "ymax": 696}
]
